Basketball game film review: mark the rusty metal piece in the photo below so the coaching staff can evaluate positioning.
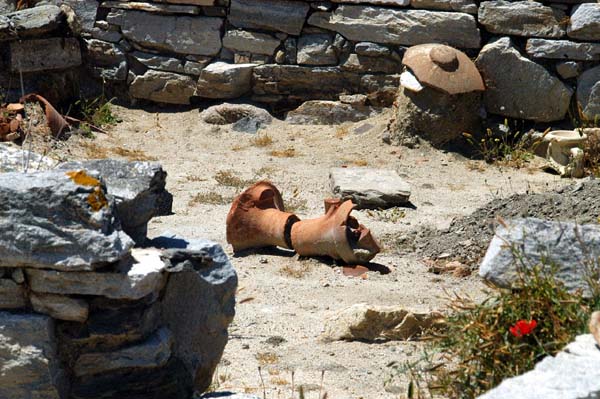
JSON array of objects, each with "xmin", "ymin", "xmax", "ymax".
[
  {"xmin": 291, "ymin": 199, "xmax": 380, "ymax": 265},
  {"xmin": 20, "ymin": 93, "xmax": 69, "ymax": 138},
  {"xmin": 402, "ymin": 44, "xmax": 485, "ymax": 95},
  {"xmin": 226, "ymin": 181, "xmax": 300, "ymax": 252}
]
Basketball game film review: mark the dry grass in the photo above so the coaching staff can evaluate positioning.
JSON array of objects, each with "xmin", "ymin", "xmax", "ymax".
[
  {"xmin": 269, "ymin": 147, "xmax": 296, "ymax": 158},
  {"xmin": 335, "ymin": 125, "xmax": 350, "ymax": 139},
  {"xmin": 231, "ymin": 144, "xmax": 246, "ymax": 152},
  {"xmin": 279, "ymin": 262, "xmax": 312, "ymax": 278},
  {"xmin": 188, "ymin": 192, "xmax": 231, "ymax": 206},
  {"xmin": 183, "ymin": 174, "xmax": 206, "ymax": 182},
  {"xmin": 255, "ymin": 352, "xmax": 279, "ymax": 366},
  {"xmin": 466, "ymin": 161, "xmax": 486, "ymax": 172},
  {"xmin": 81, "ymin": 141, "xmax": 110, "ymax": 159},
  {"xmin": 270, "ymin": 376, "xmax": 289, "ymax": 386},
  {"xmin": 214, "ymin": 170, "xmax": 251, "ymax": 188},
  {"xmin": 251, "ymin": 133, "xmax": 274, "ymax": 147},
  {"xmin": 112, "ymin": 146, "xmax": 157, "ymax": 161}
]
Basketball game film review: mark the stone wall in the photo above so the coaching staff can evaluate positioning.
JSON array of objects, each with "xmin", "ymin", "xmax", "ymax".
[
  {"xmin": 0, "ymin": 162, "xmax": 237, "ymax": 399},
  {"xmin": 1, "ymin": 0, "xmax": 599, "ymax": 122}
]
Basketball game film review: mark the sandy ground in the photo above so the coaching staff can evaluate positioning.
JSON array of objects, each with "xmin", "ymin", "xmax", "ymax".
[{"xmin": 62, "ymin": 104, "xmax": 566, "ymax": 399}]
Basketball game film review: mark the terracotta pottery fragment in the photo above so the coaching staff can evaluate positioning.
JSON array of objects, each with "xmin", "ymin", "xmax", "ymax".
[
  {"xmin": 291, "ymin": 199, "xmax": 380, "ymax": 264},
  {"xmin": 226, "ymin": 181, "xmax": 299, "ymax": 252}
]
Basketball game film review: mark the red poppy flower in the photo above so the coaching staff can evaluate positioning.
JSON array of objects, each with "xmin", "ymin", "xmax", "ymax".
[{"xmin": 509, "ymin": 319, "xmax": 537, "ymax": 337}]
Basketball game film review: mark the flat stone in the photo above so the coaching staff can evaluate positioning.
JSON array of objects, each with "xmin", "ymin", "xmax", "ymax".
[
  {"xmin": 223, "ymin": 30, "xmax": 281, "ymax": 56},
  {"xmin": 286, "ymin": 100, "xmax": 379, "ymax": 125},
  {"xmin": 197, "ymin": 62, "xmax": 256, "ymax": 99},
  {"xmin": 480, "ymin": 218, "xmax": 600, "ymax": 296},
  {"xmin": 321, "ymin": 303, "xmax": 442, "ymax": 342},
  {"xmin": 477, "ymin": 335, "xmax": 600, "ymax": 399},
  {"xmin": 332, "ymin": 0, "xmax": 410, "ymax": 6},
  {"xmin": 73, "ymin": 327, "xmax": 173, "ymax": 377},
  {"xmin": 479, "ymin": 1, "xmax": 566, "ymax": 38},
  {"xmin": 0, "ymin": 170, "xmax": 133, "ymax": 271},
  {"xmin": 297, "ymin": 34, "xmax": 337, "ymax": 66},
  {"xmin": 329, "ymin": 167, "xmax": 411, "ymax": 209},
  {"xmin": 0, "ymin": 143, "xmax": 57, "ymax": 173},
  {"xmin": 476, "ymin": 37, "xmax": 572, "ymax": 122},
  {"xmin": 153, "ymin": 233, "xmax": 238, "ymax": 392},
  {"xmin": 0, "ymin": 279, "xmax": 26, "ymax": 309},
  {"xmin": 200, "ymin": 103, "xmax": 273, "ymax": 134},
  {"xmin": 526, "ymin": 38, "xmax": 600, "ymax": 61},
  {"xmin": 30, "ymin": 292, "xmax": 89, "ymax": 322},
  {"xmin": 0, "ymin": 0, "xmax": 16, "ymax": 13},
  {"xmin": 100, "ymin": 0, "xmax": 200, "ymax": 14},
  {"xmin": 0, "ymin": 5, "xmax": 63, "ymax": 41},
  {"xmin": 568, "ymin": 3, "xmax": 600, "ymax": 41},
  {"xmin": 84, "ymin": 38, "xmax": 126, "ymax": 67},
  {"xmin": 340, "ymin": 94, "xmax": 368, "ymax": 105},
  {"xmin": 308, "ymin": 6, "xmax": 480, "ymax": 49},
  {"xmin": 11, "ymin": 268, "xmax": 23, "ymax": 284},
  {"xmin": 577, "ymin": 65, "xmax": 600, "ymax": 122},
  {"xmin": 411, "ymin": 0, "xmax": 477, "ymax": 14},
  {"xmin": 91, "ymin": 27, "xmax": 122, "ymax": 43},
  {"xmin": 131, "ymin": 51, "xmax": 185, "ymax": 73},
  {"xmin": 355, "ymin": 42, "xmax": 390, "ymax": 57},
  {"xmin": 120, "ymin": 11, "xmax": 222, "ymax": 56},
  {"xmin": 27, "ymin": 248, "xmax": 168, "ymax": 300},
  {"xmin": 62, "ymin": 0, "xmax": 99, "ymax": 32},
  {"xmin": 9, "ymin": 37, "xmax": 80, "ymax": 73},
  {"xmin": 229, "ymin": 0, "xmax": 309, "ymax": 35},
  {"xmin": 341, "ymin": 53, "xmax": 401, "ymax": 74},
  {"xmin": 58, "ymin": 159, "xmax": 172, "ymax": 245},
  {"xmin": 130, "ymin": 70, "xmax": 197, "ymax": 105},
  {"xmin": 154, "ymin": 0, "xmax": 213, "ymax": 5},
  {"xmin": 556, "ymin": 61, "xmax": 580, "ymax": 79},
  {"xmin": 0, "ymin": 312, "xmax": 63, "ymax": 399}
]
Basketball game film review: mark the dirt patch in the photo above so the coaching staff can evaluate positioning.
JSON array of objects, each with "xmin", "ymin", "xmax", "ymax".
[{"xmin": 409, "ymin": 179, "xmax": 600, "ymax": 266}]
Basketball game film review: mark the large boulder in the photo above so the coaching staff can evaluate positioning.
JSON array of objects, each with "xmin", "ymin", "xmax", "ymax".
[
  {"xmin": 129, "ymin": 70, "xmax": 197, "ymax": 105},
  {"xmin": 196, "ymin": 62, "xmax": 256, "ymax": 99},
  {"xmin": 577, "ymin": 65, "xmax": 600, "ymax": 121},
  {"xmin": 9, "ymin": 38, "xmax": 81, "ymax": 73},
  {"xmin": 568, "ymin": 3, "xmax": 600, "ymax": 41},
  {"xmin": 0, "ymin": 170, "xmax": 133, "ymax": 271},
  {"xmin": 308, "ymin": 6, "xmax": 480, "ymax": 49},
  {"xmin": 0, "ymin": 312, "xmax": 65, "ymax": 399},
  {"xmin": 58, "ymin": 159, "xmax": 172, "ymax": 245},
  {"xmin": 285, "ymin": 100, "xmax": 379, "ymax": 125},
  {"xmin": 479, "ymin": 218, "xmax": 600, "ymax": 296},
  {"xmin": 229, "ymin": 0, "xmax": 309, "ymax": 35},
  {"xmin": 477, "ymin": 335, "xmax": 600, "ymax": 399},
  {"xmin": 153, "ymin": 233, "xmax": 238, "ymax": 392},
  {"xmin": 475, "ymin": 37, "xmax": 573, "ymax": 122},
  {"xmin": 478, "ymin": 1, "xmax": 566, "ymax": 38}
]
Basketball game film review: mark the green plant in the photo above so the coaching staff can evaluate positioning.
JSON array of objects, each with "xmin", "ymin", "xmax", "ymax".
[
  {"xmin": 463, "ymin": 120, "xmax": 542, "ymax": 168},
  {"xmin": 390, "ymin": 244, "xmax": 600, "ymax": 399},
  {"xmin": 73, "ymin": 95, "xmax": 121, "ymax": 135}
]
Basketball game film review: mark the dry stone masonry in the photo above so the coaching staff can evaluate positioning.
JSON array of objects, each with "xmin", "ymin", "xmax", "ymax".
[
  {"xmin": 0, "ymin": 162, "xmax": 237, "ymax": 399},
  {"xmin": 0, "ymin": 0, "xmax": 599, "ymax": 122}
]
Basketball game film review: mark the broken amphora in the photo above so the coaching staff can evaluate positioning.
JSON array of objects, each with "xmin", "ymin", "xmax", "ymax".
[
  {"xmin": 290, "ymin": 198, "xmax": 380, "ymax": 264},
  {"xmin": 543, "ymin": 130, "xmax": 587, "ymax": 178},
  {"xmin": 226, "ymin": 181, "xmax": 299, "ymax": 252}
]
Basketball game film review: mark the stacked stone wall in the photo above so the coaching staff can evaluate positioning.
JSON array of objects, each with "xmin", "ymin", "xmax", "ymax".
[{"xmin": 0, "ymin": 0, "xmax": 599, "ymax": 122}]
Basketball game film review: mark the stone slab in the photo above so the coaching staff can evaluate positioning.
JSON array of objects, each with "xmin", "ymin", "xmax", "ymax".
[
  {"xmin": 0, "ymin": 5, "xmax": 63, "ymax": 41},
  {"xmin": 476, "ymin": 37, "xmax": 572, "ymax": 122},
  {"xmin": 130, "ymin": 69, "xmax": 197, "ymax": 105},
  {"xmin": 26, "ymin": 248, "xmax": 168, "ymax": 300},
  {"xmin": 153, "ymin": 233, "xmax": 237, "ymax": 392},
  {"xmin": 297, "ymin": 34, "xmax": 338, "ymax": 66},
  {"xmin": 30, "ymin": 292, "xmax": 89, "ymax": 322},
  {"xmin": 9, "ymin": 37, "xmax": 81, "ymax": 73},
  {"xmin": 0, "ymin": 279, "xmax": 26, "ymax": 309},
  {"xmin": 223, "ymin": 30, "xmax": 281, "ymax": 56},
  {"xmin": 332, "ymin": 0, "xmax": 410, "ymax": 6},
  {"xmin": 410, "ymin": 0, "xmax": 477, "ymax": 14},
  {"xmin": 197, "ymin": 62, "xmax": 256, "ymax": 99},
  {"xmin": 308, "ymin": 6, "xmax": 480, "ymax": 48},
  {"xmin": 568, "ymin": 3, "xmax": 600, "ymax": 41},
  {"xmin": 329, "ymin": 167, "xmax": 411, "ymax": 209},
  {"xmin": 100, "ymin": 1, "xmax": 200, "ymax": 14},
  {"xmin": 479, "ymin": 1, "xmax": 566, "ymax": 38},
  {"xmin": 229, "ymin": 0, "xmax": 309, "ymax": 35},
  {"xmin": 526, "ymin": 38, "xmax": 600, "ymax": 61},
  {"xmin": 120, "ymin": 11, "xmax": 222, "ymax": 56},
  {"xmin": 479, "ymin": 218, "xmax": 600, "ymax": 296},
  {"xmin": 0, "ymin": 170, "xmax": 133, "ymax": 271},
  {"xmin": 0, "ymin": 312, "xmax": 63, "ymax": 399},
  {"xmin": 477, "ymin": 335, "xmax": 600, "ymax": 399},
  {"xmin": 73, "ymin": 327, "xmax": 173, "ymax": 377},
  {"xmin": 0, "ymin": 143, "xmax": 57, "ymax": 173},
  {"xmin": 286, "ymin": 100, "xmax": 379, "ymax": 125},
  {"xmin": 577, "ymin": 65, "xmax": 600, "ymax": 120}
]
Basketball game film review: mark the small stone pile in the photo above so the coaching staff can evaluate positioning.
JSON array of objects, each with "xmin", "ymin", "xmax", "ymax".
[{"xmin": 0, "ymin": 161, "xmax": 237, "ymax": 399}]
